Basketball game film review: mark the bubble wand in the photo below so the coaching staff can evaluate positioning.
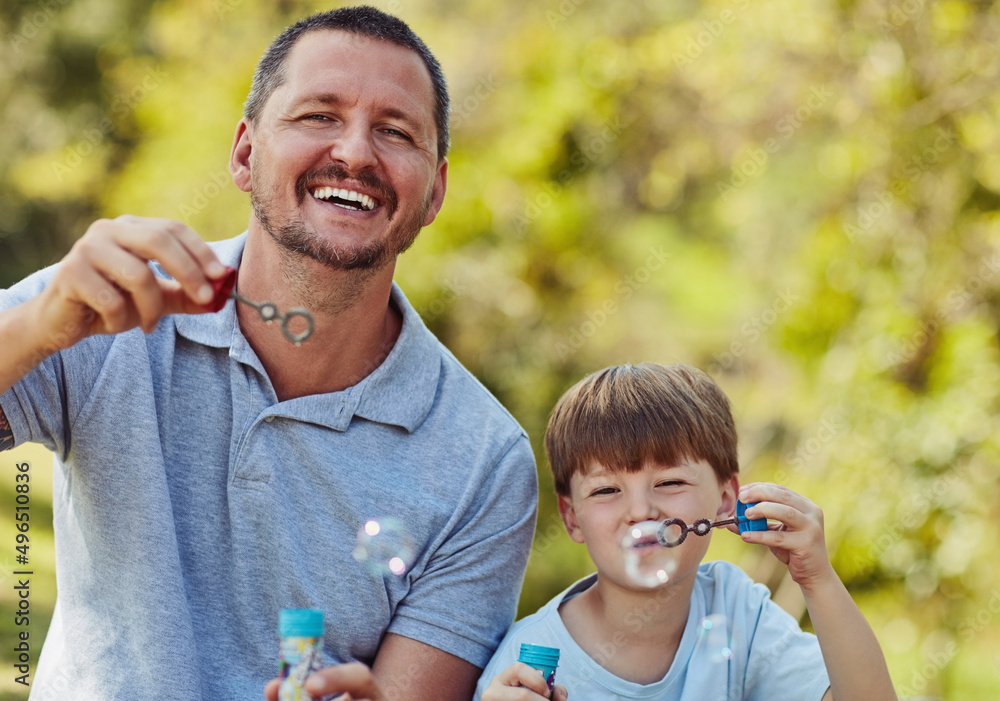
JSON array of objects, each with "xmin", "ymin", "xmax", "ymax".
[
  {"xmin": 654, "ymin": 501, "xmax": 766, "ymax": 547},
  {"xmin": 209, "ymin": 266, "xmax": 314, "ymax": 345}
]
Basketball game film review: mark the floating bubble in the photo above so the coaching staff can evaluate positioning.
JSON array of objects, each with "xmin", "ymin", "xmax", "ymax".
[
  {"xmin": 697, "ymin": 614, "xmax": 733, "ymax": 663},
  {"xmin": 352, "ymin": 517, "xmax": 415, "ymax": 577},
  {"xmin": 621, "ymin": 520, "xmax": 680, "ymax": 588}
]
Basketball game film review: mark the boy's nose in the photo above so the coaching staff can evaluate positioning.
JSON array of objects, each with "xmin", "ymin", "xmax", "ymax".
[{"xmin": 625, "ymin": 492, "xmax": 661, "ymax": 524}]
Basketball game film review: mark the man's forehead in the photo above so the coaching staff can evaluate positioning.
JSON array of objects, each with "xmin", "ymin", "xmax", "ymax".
[{"xmin": 279, "ymin": 30, "xmax": 435, "ymax": 109}]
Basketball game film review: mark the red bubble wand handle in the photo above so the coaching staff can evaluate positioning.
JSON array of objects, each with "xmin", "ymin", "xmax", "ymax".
[{"xmin": 209, "ymin": 266, "xmax": 314, "ymax": 345}]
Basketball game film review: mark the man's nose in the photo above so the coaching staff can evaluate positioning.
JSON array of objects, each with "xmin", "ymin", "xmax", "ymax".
[{"xmin": 329, "ymin": 123, "xmax": 378, "ymax": 172}]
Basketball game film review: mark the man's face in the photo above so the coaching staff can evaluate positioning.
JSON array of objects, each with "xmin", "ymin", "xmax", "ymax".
[
  {"xmin": 559, "ymin": 458, "xmax": 738, "ymax": 591},
  {"xmin": 233, "ymin": 30, "xmax": 447, "ymax": 271}
]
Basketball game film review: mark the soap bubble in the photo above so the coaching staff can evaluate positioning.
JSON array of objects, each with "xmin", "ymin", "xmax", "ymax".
[
  {"xmin": 621, "ymin": 520, "xmax": 680, "ymax": 588},
  {"xmin": 352, "ymin": 517, "xmax": 415, "ymax": 577},
  {"xmin": 696, "ymin": 614, "xmax": 733, "ymax": 663}
]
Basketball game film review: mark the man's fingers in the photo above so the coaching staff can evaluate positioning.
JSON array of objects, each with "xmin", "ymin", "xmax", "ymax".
[
  {"xmin": 304, "ymin": 661, "xmax": 381, "ymax": 700},
  {"xmin": 84, "ymin": 244, "xmax": 165, "ymax": 331},
  {"xmin": 61, "ymin": 261, "xmax": 139, "ymax": 335},
  {"xmin": 159, "ymin": 277, "xmax": 217, "ymax": 317},
  {"xmin": 108, "ymin": 216, "xmax": 222, "ymax": 305}
]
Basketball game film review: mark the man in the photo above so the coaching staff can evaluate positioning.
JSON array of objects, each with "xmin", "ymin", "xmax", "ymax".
[{"xmin": 0, "ymin": 7, "xmax": 537, "ymax": 701}]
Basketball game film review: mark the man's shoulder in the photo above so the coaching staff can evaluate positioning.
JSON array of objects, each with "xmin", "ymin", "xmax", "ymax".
[
  {"xmin": 434, "ymin": 340, "xmax": 523, "ymax": 432},
  {"xmin": 205, "ymin": 232, "xmax": 248, "ymax": 260},
  {"xmin": 393, "ymin": 285, "xmax": 526, "ymax": 440}
]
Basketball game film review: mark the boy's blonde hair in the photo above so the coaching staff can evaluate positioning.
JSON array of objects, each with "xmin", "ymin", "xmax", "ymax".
[{"xmin": 544, "ymin": 363, "xmax": 738, "ymax": 496}]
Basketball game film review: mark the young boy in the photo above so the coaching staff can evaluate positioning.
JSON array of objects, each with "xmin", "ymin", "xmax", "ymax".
[{"xmin": 475, "ymin": 363, "xmax": 896, "ymax": 701}]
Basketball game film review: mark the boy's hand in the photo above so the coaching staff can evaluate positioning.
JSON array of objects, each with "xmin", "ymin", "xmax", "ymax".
[
  {"xmin": 482, "ymin": 662, "xmax": 568, "ymax": 701},
  {"xmin": 734, "ymin": 483, "xmax": 837, "ymax": 592}
]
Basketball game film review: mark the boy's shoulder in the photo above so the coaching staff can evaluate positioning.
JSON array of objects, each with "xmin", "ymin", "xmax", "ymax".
[
  {"xmin": 695, "ymin": 559, "xmax": 767, "ymax": 598},
  {"xmin": 694, "ymin": 560, "xmax": 785, "ymax": 623},
  {"xmin": 477, "ymin": 565, "xmax": 829, "ymax": 701},
  {"xmin": 505, "ymin": 573, "xmax": 598, "ymax": 641},
  {"xmin": 473, "ymin": 575, "xmax": 596, "ymax": 700}
]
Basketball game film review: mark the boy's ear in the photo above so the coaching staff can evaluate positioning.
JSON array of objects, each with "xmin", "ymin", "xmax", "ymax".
[
  {"xmin": 558, "ymin": 494, "xmax": 586, "ymax": 544},
  {"xmin": 716, "ymin": 475, "xmax": 739, "ymax": 520}
]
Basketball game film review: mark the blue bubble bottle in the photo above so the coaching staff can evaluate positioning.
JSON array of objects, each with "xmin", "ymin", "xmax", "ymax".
[
  {"xmin": 518, "ymin": 643, "xmax": 560, "ymax": 698},
  {"xmin": 278, "ymin": 608, "xmax": 324, "ymax": 701}
]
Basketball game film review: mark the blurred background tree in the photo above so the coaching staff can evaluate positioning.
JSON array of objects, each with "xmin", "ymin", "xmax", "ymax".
[{"xmin": 1, "ymin": 0, "xmax": 999, "ymax": 698}]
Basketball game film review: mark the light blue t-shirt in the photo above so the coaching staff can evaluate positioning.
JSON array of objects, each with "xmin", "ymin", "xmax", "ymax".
[
  {"xmin": 1, "ymin": 233, "xmax": 538, "ymax": 701},
  {"xmin": 475, "ymin": 561, "xmax": 831, "ymax": 701}
]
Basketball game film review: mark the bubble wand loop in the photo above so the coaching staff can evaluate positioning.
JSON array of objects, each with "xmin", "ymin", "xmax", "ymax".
[
  {"xmin": 209, "ymin": 266, "xmax": 315, "ymax": 345},
  {"xmin": 655, "ymin": 501, "xmax": 766, "ymax": 548}
]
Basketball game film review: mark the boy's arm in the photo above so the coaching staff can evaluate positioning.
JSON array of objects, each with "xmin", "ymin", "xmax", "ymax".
[
  {"xmin": 736, "ymin": 483, "xmax": 897, "ymax": 701},
  {"xmin": 802, "ymin": 576, "xmax": 892, "ymax": 701}
]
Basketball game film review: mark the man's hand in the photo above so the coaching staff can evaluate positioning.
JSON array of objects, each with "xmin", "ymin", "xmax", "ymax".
[
  {"xmin": 264, "ymin": 661, "xmax": 381, "ymax": 701},
  {"xmin": 481, "ymin": 662, "xmax": 568, "ymax": 701},
  {"xmin": 32, "ymin": 215, "xmax": 227, "ymax": 351},
  {"xmin": 263, "ymin": 633, "xmax": 481, "ymax": 701},
  {"xmin": 733, "ymin": 482, "xmax": 836, "ymax": 592}
]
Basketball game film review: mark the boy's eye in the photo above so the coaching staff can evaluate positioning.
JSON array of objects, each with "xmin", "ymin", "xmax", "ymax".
[
  {"xmin": 657, "ymin": 480, "xmax": 685, "ymax": 488},
  {"xmin": 590, "ymin": 486, "xmax": 618, "ymax": 497}
]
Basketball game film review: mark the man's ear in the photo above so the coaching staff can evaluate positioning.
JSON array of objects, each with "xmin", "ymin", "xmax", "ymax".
[
  {"xmin": 230, "ymin": 118, "xmax": 253, "ymax": 193},
  {"xmin": 420, "ymin": 157, "xmax": 448, "ymax": 227},
  {"xmin": 717, "ymin": 475, "xmax": 739, "ymax": 520},
  {"xmin": 558, "ymin": 494, "xmax": 586, "ymax": 544}
]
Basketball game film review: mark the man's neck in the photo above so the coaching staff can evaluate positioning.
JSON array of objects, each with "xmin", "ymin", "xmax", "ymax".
[
  {"xmin": 559, "ymin": 575, "xmax": 693, "ymax": 684},
  {"xmin": 236, "ymin": 229, "xmax": 402, "ymax": 401}
]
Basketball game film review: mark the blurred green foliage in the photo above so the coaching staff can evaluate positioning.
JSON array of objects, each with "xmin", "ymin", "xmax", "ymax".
[{"xmin": 2, "ymin": 0, "xmax": 1000, "ymax": 698}]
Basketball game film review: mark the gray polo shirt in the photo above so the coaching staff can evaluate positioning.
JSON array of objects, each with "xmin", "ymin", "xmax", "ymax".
[{"xmin": 1, "ymin": 233, "xmax": 538, "ymax": 701}]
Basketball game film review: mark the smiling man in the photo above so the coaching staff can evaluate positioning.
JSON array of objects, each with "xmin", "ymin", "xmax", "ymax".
[{"xmin": 0, "ymin": 7, "xmax": 536, "ymax": 701}]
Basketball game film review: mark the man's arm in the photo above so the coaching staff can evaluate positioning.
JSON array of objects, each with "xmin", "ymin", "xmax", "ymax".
[
  {"xmin": 263, "ymin": 634, "xmax": 481, "ymax": 701},
  {"xmin": 0, "ymin": 405, "xmax": 13, "ymax": 452},
  {"xmin": 374, "ymin": 633, "xmax": 480, "ymax": 701},
  {"xmin": 0, "ymin": 216, "xmax": 225, "ymax": 400}
]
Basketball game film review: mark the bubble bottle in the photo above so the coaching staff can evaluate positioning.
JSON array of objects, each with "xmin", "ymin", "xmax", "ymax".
[
  {"xmin": 278, "ymin": 608, "xmax": 325, "ymax": 701},
  {"xmin": 518, "ymin": 644, "xmax": 560, "ymax": 698}
]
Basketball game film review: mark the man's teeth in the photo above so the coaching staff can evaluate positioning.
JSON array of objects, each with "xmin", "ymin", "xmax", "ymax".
[{"xmin": 311, "ymin": 186, "xmax": 376, "ymax": 211}]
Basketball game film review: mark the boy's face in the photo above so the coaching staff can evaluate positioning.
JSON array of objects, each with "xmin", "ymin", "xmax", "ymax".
[{"xmin": 558, "ymin": 458, "xmax": 738, "ymax": 591}]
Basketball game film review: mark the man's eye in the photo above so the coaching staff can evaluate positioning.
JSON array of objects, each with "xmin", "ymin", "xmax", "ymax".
[{"xmin": 381, "ymin": 127, "xmax": 411, "ymax": 140}]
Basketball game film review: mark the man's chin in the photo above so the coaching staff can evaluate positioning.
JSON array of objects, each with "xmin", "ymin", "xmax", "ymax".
[
  {"xmin": 277, "ymin": 230, "xmax": 389, "ymax": 272},
  {"xmin": 254, "ymin": 203, "xmax": 421, "ymax": 273}
]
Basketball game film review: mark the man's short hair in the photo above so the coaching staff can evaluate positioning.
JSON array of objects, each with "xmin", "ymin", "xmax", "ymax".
[
  {"xmin": 544, "ymin": 363, "xmax": 739, "ymax": 496},
  {"xmin": 243, "ymin": 5, "xmax": 450, "ymax": 158}
]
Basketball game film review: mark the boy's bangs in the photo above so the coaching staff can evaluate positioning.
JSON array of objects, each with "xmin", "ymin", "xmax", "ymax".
[
  {"xmin": 546, "ymin": 363, "xmax": 738, "ymax": 495},
  {"xmin": 564, "ymin": 385, "xmax": 713, "ymax": 477}
]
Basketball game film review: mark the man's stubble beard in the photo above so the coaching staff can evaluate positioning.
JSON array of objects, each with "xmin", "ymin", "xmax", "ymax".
[{"xmin": 250, "ymin": 167, "xmax": 431, "ymax": 314}]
